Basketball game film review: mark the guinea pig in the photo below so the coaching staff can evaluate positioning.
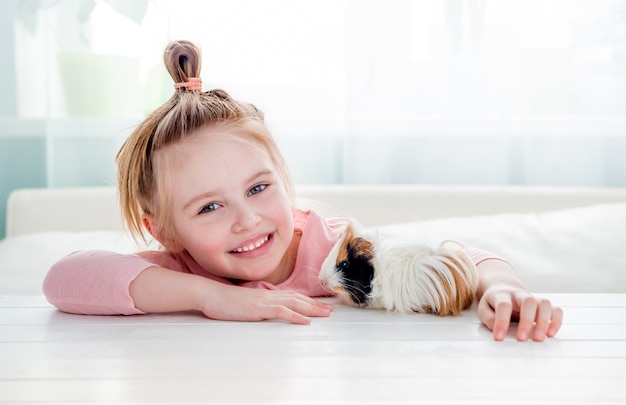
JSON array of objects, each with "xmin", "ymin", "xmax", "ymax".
[{"xmin": 319, "ymin": 222, "xmax": 478, "ymax": 316}]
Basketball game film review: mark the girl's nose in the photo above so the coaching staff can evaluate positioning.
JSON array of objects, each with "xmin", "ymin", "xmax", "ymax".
[{"xmin": 231, "ymin": 204, "xmax": 261, "ymax": 232}]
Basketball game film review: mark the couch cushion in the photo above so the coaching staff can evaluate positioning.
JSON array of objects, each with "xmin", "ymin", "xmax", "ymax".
[{"xmin": 375, "ymin": 202, "xmax": 626, "ymax": 293}]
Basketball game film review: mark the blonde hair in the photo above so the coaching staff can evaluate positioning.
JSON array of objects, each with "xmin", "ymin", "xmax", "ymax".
[{"xmin": 116, "ymin": 40, "xmax": 293, "ymax": 242}]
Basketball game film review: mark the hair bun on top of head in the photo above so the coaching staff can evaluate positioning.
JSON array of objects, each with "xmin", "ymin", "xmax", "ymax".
[{"xmin": 164, "ymin": 40, "xmax": 203, "ymax": 91}]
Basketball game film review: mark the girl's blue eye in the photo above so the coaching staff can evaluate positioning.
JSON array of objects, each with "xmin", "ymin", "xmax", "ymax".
[
  {"xmin": 199, "ymin": 202, "xmax": 220, "ymax": 215},
  {"xmin": 249, "ymin": 184, "xmax": 267, "ymax": 196}
]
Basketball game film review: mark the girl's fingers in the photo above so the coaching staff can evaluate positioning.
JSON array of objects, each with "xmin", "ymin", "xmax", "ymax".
[
  {"xmin": 547, "ymin": 306, "xmax": 564, "ymax": 337},
  {"xmin": 478, "ymin": 289, "xmax": 563, "ymax": 341},
  {"xmin": 477, "ymin": 296, "xmax": 496, "ymax": 331},
  {"xmin": 516, "ymin": 296, "xmax": 563, "ymax": 341},
  {"xmin": 288, "ymin": 297, "xmax": 333, "ymax": 318},
  {"xmin": 477, "ymin": 292, "xmax": 514, "ymax": 341},
  {"xmin": 265, "ymin": 304, "xmax": 312, "ymax": 325},
  {"xmin": 516, "ymin": 294, "xmax": 538, "ymax": 341},
  {"xmin": 530, "ymin": 298, "xmax": 554, "ymax": 341},
  {"xmin": 491, "ymin": 294, "xmax": 514, "ymax": 341},
  {"xmin": 275, "ymin": 293, "xmax": 333, "ymax": 316},
  {"xmin": 258, "ymin": 294, "xmax": 333, "ymax": 324}
]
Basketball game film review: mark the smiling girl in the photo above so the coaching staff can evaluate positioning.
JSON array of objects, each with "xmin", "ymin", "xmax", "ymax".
[{"xmin": 43, "ymin": 40, "xmax": 562, "ymax": 341}]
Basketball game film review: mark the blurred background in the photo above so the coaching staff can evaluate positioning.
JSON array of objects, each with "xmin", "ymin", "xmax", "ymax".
[{"xmin": 1, "ymin": 0, "xmax": 626, "ymax": 237}]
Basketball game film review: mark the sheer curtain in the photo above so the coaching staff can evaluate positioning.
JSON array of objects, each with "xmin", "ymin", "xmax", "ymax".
[{"xmin": 2, "ymin": 0, "xmax": 626, "ymax": 235}]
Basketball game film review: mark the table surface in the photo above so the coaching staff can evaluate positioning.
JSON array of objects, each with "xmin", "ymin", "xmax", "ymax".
[{"xmin": 1, "ymin": 293, "xmax": 625, "ymax": 404}]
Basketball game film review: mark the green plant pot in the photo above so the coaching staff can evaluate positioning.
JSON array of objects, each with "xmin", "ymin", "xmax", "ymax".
[{"xmin": 57, "ymin": 53, "xmax": 139, "ymax": 116}]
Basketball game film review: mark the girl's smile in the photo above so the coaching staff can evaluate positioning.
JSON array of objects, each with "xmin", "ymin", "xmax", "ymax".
[{"xmin": 229, "ymin": 233, "xmax": 272, "ymax": 256}]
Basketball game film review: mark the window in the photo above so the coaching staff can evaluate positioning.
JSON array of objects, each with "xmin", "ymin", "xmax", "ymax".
[{"xmin": 2, "ymin": 0, "xmax": 626, "ymax": 187}]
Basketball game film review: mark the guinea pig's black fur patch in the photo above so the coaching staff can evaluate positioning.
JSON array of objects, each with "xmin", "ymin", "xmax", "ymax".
[{"xmin": 336, "ymin": 237, "xmax": 375, "ymax": 305}]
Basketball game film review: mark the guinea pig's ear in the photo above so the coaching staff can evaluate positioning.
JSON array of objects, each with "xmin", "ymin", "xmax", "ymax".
[
  {"xmin": 348, "ymin": 237, "xmax": 374, "ymax": 261},
  {"xmin": 336, "ymin": 224, "xmax": 356, "ymax": 265}
]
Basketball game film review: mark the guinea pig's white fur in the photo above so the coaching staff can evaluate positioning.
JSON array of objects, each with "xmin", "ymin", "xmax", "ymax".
[
  {"xmin": 319, "ymin": 221, "xmax": 478, "ymax": 316},
  {"xmin": 368, "ymin": 239, "xmax": 477, "ymax": 315}
]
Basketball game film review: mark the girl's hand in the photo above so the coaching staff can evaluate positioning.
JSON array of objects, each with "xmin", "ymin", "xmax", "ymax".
[
  {"xmin": 130, "ymin": 266, "xmax": 332, "ymax": 324},
  {"xmin": 477, "ymin": 286, "xmax": 563, "ymax": 341},
  {"xmin": 474, "ymin": 259, "xmax": 563, "ymax": 341},
  {"xmin": 200, "ymin": 284, "xmax": 334, "ymax": 325}
]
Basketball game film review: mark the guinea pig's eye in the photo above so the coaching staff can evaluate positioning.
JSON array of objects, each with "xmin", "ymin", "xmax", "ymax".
[{"xmin": 337, "ymin": 260, "xmax": 349, "ymax": 270}]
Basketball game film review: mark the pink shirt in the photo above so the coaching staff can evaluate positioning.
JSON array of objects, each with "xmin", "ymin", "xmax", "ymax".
[{"xmin": 42, "ymin": 210, "xmax": 502, "ymax": 315}]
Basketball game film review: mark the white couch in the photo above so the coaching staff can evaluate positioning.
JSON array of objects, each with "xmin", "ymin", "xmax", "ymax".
[{"xmin": 2, "ymin": 185, "xmax": 626, "ymax": 294}]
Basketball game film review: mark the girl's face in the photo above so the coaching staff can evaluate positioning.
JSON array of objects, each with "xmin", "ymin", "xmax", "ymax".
[{"xmin": 152, "ymin": 126, "xmax": 295, "ymax": 284}]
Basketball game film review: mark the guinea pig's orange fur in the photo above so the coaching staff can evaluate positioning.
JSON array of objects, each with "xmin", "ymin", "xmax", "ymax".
[{"xmin": 425, "ymin": 250, "xmax": 476, "ymax": 316}]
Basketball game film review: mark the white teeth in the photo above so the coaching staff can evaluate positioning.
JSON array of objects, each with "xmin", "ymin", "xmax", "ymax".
[{"xmin": 232, "ymin": 235, "xmax": 270, "ymax": 253}]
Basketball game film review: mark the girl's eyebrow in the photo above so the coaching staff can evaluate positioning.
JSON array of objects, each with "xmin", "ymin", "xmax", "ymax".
[{"xmin": 182, "ymin": 169, "xmax": 274, "ymax": 211}]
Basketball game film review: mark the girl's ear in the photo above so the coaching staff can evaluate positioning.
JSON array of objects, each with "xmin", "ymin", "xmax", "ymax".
[
  {"xmin": 141, "ymin": 213, "xmax": 158, "ymax": 240},
  {"xmin": 141, "ymin": 214, "xmax": 184, "ymax": 253}
]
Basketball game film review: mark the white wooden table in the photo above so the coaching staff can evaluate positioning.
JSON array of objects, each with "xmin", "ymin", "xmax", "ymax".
[{"xmin": 1, "ymin": 293, "xmax": 625, "ymax": 404}]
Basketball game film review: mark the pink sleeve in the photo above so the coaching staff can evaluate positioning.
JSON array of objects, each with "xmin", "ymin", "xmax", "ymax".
[
  {"xmin": 464, "ymin": 247, "xmax": 512, "ymax": 267},
  {"xmin": 42, "ymin": 250, "xmax": 158, "ymax": 315}
]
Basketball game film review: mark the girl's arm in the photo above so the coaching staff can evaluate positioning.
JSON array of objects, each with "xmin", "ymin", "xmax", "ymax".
[
  {"xmin": 43, "ymin": 250, "xmax": 332, "ymax": 323},
  {"xmin": 43, "ymin": 250, "xmax": 151, "ymax": 315},
  {"xmin": 129, "ymin": 266, "xmax": 333, "ymax": 324},
  {"xmin": 474, "ymin": 258, "xmax": 563, "ymax": 341}
]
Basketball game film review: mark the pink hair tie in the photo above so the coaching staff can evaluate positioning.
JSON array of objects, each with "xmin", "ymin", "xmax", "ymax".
[{"xmin": 174, "ymin": 77, "xmax": 202, "ymax": 91}]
